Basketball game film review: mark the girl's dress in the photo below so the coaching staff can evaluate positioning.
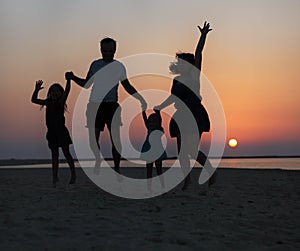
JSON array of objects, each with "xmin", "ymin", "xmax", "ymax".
[
  {"xmin": 141, "ymin": 128, "xmax": 167, "ymax": 163},
  {"xmin": 45, "ymin": 100, "xmax": 72, "ymax": 149},
  {"xmin": 169, "ymin": 77, "xmax": 210, "ymax": 138}
]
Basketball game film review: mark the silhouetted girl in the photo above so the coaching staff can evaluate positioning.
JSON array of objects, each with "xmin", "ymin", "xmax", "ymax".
[
  {"xmin": 31, "ymin": 78, "xmax": 76, "ymax": 187},
  {"xmin": 141, "ymin": 110, "xmax": 166, "ymax": 191}
]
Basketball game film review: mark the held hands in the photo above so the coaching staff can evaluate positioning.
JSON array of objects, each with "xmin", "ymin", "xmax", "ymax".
[
  {"xmin": 198, "ymin": 21, "xmax": 212, "ymax": 35},
  {"xmin": 65, "ymin": 71, "xmax": 74, "ymax": 80},
  {"xmin": 154, "ymin": 109, "xmax": 161, "ymax": 115},
  {"xmin": 35, "ymin": 80, "xmax": 44, "ymax": 91}
]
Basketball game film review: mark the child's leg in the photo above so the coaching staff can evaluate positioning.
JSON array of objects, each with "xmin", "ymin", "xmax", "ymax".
[
  {"xmin": 146, "ymin": 163, "xmax": 153, "ymax": 191},
  {"xmin": 62, "ymin": 145, "xmax": 76, "ymax": 184},
  {"xmin": 50, "ymin": 147, "xmax": 59, "ymax": 186},
  {"xmin": 154, "ymin": 160, "xmax": 163, "ymax": 175},
  {"xmin": 146, "ymin": 163, "xmax": 153, "ymax": 178},
  {"xmin": 155, "ymin": 160, "xmax": 165, "ymax": 189}
]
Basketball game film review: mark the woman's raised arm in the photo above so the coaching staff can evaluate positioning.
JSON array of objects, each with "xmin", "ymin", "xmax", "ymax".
[{"xmin": 194, "ymin": 21, "xmax": 212, "ymax": 71}]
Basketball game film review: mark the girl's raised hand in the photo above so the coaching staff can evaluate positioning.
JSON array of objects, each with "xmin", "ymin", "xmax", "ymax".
[
  {"xmin": 198, "ymin": 21, "xmax": 212, "ymax": 35},
  {"xmin": 35, "ymin": 80, "xmax": 44, "ymax": 91}
]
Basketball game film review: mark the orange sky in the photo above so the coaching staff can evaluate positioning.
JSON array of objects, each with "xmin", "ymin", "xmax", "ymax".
[{"xmin": 0, "ymin": 0, "xmax": 300, "ymax": 158}]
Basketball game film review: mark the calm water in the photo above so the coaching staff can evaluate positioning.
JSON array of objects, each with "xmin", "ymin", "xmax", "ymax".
[{"xmin": 1, "ymin": 158, "xmax": 299, "ymax": 170}]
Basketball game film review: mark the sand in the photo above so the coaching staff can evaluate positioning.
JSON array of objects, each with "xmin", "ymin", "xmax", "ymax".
[{"xmin": 0, "ymin": 167, "xmax": 299, "ymax": 250}]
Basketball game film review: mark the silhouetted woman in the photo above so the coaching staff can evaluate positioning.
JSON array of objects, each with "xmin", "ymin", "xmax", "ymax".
[{"xmin": 154, "ymin": 22, "xmax": 216, "ymax": 190}]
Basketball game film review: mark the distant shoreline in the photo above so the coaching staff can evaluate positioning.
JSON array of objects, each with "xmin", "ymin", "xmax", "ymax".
[{"xmin": 1, "ymin": 156, "xmax": 299, "ymax": 166}]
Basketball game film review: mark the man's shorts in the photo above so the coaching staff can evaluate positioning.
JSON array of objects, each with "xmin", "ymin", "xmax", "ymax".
[{"xmin": 86, "ymin": 102, "xmax": 122, "ymax": 131}]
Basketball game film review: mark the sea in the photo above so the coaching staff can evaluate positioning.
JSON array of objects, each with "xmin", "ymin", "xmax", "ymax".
[{"xmin": 0, "ymin": 157, "xmax": 299, "ymax": 170}]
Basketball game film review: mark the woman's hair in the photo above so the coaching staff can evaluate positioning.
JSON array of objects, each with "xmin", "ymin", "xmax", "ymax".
[
  {"xmin": 41, "ymin": 83, "xmax": 67, "ymax": 111},
  {"xmin": 169, "ymin": 52, "xmax": 195, "ymax": 74}
]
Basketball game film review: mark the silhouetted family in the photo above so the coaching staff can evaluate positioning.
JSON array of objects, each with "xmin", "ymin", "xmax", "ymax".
[{"xmin": 31, "ymin": 22, "xmax": 216, "ymax": 190}]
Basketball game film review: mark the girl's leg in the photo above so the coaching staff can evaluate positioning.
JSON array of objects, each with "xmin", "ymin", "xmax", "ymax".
[
  {"xmin": 50, "ymin": 147, "xmax": 59, "ymax": 186},
  {"xmin": 155, "ymin": 160, "xmax": 163, "ymax": 175},
  {"xmin": 146, "ymin": 163, "xmax": 153, "ymax": 191},
  {"xmin": 146, "ymin": 163, "xmax": 153, "ymax": 179},
  {"xmin": 155, "ymin": 160, "xmax": 165, "ymax": 189},
  {"xmin": 62, "ymin": 145, "xmax": 76, "ymax": 184}
]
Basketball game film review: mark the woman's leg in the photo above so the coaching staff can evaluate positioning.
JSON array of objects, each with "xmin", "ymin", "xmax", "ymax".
[
  {"xmin": 196, "ymin": 138, "xmax": 217, "ymax": 186},
  {"xmin": 50, "ymin": 147, "xmax": 59, "ymax": 186},
  {"xmin": 176, "ymin": 135, "xmax": 191, "ymax": 190},
  {"xmin": 62, "ymin": 145, "xmax": 76, "ymax": 184}
]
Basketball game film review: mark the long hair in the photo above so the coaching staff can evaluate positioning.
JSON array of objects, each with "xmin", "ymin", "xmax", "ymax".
[
  {"xmin": 169, "ymin": 52, "xmax": 195, "ymax": 74},
  {"xmin": 41, "ymin": 83, "xmax": 67, "ymax": 111}
]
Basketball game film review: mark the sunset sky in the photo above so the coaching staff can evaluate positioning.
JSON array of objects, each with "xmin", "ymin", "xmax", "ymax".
[{"xmin": 1, "ymin": 0, "xmax": 300, "ymax": 159}]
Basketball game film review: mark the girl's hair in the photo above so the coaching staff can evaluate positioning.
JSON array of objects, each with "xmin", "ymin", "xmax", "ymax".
[
  {"xmin": 169, "ymin": 52, "xmax": 195, "ymax": 74},
  {"xmin": 41, "ymin": 83, "xmax": 67, "ymax": 111},
  {"xmin": 148, "ymin": 113, "xmax": 164, "ymax": 131},
  {"xmin": 47, "ymin": 83, "xmax": 64, "ymax": 98}
]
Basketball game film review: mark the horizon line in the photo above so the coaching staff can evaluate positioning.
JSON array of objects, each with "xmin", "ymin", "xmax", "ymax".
[{"xmin": 1, "ymin": 155, "xmax": 300, "ymax": 166}]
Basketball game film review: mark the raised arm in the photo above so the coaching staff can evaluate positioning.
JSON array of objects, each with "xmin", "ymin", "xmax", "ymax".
[
  {"xmin": 61, "ymin": 74, "xmax": 71, "ymax": 104},
  {"xmin": 31, "ymin": 80, "xmax": 46, "ymax": 105},
  {"xmin": 121, "ymin": 79, "xmax": 147, "ymax": 110},
  {"xmin": 194, "ymin": 21, "xmax": 212, "ymax": 71},
  {"xmin": 65, "ymin": 71, "xmax": 92, "ymax": 89},
  {"xmin": 142, "ymin": 110, "xmax": 148, "ymax": 128}
]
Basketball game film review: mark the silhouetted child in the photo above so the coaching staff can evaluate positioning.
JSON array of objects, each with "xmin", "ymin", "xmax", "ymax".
[
  {"xmin": 141, "ymin": 110, "xmax": 166, "ymax": 191},
  {"xmin": 31, "ymin": 77, "xmax": 76, "ymax": 187}
]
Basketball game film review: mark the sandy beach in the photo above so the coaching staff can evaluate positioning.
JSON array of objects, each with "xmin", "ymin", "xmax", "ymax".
[{"xmin": 0, "ymin": 166, "xmax": 299, "ymax": 250}]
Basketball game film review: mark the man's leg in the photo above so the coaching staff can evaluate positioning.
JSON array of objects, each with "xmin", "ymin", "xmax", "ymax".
[
  {"xmin": 86, "ymin": 102, "xmax": 102, "ymax": 169},
  {"xmin": 88, "ymin": 127, "xmax": 101, "ymax": 169},
  {"xmin": 109, "ymin": 126, "xmax": 121, "ymax": 173},
  {"xmin": 108, "ymin": 103, "xmax": 122, "ymax": 174}
]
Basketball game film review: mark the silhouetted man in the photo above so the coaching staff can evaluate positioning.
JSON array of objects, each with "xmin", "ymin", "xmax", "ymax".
[{"xmin": 66, "ymin": 37, "xmax": 146, "ymax": 173}]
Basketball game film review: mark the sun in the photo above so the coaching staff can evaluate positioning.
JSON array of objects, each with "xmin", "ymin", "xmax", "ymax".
[{"xmin": 228, "ymin": 138, "xmax": 238, "ymax": 148}]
